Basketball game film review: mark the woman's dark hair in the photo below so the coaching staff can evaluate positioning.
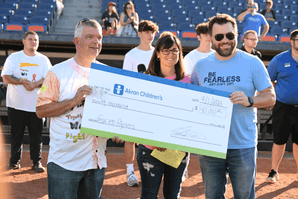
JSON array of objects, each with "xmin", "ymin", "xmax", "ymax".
[
  {"xmin": 123, "ymin": 1, "xmax": 135, "ymax": 15},
  {"xmin": 146, "ymin": 31, "xmax": 185, "ymax": 81}
]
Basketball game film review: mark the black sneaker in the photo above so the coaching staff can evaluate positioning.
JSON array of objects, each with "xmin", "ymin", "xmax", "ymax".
[
  {"xmin": 266, "ymin": 169, "xmax": 279, "ymax": 183},
  {"xmin": 31, "ymin": 162, "xmax": 45, "ymax": 173},
  {"xmin": 8, "ymin": 162, "xmax": 21, "ymax": 170}
]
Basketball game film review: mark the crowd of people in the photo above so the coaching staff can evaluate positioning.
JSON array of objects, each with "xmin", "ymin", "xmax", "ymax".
[{"xmin": 1, "ymin": 1, "xmax": 298, "ymax": 198}]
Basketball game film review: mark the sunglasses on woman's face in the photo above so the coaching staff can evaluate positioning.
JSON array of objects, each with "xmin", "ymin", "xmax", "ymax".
[
  {"xmin": 126, "ymin": 7, "xmax": 132, "ymax": 9},
  {"xmin": 214, "ymin": 32, "xmax": 235, "ymax": 41}
]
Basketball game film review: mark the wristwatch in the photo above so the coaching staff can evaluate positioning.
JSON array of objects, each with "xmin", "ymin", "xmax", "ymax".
[{"xmin": 246, "ymin": 96, "xmax": 254, "ymax": 107}]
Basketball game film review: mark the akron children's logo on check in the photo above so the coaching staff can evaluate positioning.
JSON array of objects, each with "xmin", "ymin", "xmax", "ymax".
[
  {"xmin": 113, "ymin": 84, "xmax": 124, "ymax": 95},
  {"xmin": 113, "ymin": 84, "xmax": 163, "ymax": 101}
]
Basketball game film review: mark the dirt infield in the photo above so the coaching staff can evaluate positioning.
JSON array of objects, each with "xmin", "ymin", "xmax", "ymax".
[{"xmin": 1, "ymin": 150, "xmax": 297, "ymax": 199}]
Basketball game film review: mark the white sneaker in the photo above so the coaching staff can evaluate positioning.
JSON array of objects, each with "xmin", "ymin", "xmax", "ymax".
[{"xmin": 127, "ymin": 172, "xmax": 139, "ymax": 187}]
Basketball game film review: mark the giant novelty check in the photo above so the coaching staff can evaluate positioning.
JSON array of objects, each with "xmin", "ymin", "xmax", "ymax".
[{"xmin": 81, "ymin": 63, "xmax": 233, "ymax": 159}]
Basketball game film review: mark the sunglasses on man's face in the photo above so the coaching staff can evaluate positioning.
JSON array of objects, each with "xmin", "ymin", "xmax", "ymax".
[{"xmin": 214, "ymin": 32, "xmax": 236, "ymax": 41}]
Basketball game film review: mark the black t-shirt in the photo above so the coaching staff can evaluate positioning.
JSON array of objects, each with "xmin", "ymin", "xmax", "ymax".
[
  {"xmin": 240, "ymin": 45, "xmax": 262, "ymax": 60},
  {"xmin": 102, "ymin": 11, "xmax": 119, "ymax": 26},
  {"xmin": 261, "ymin": 9, "xmax": 276, "ymax": 20}
]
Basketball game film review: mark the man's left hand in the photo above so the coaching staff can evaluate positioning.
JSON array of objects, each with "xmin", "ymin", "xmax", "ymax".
[
  {"xmin": 23, "ymin": 80, "xmax": 36, "ymax": 91},
  {"xmin": 230, "ymin": 91, "xmax": 250, "ymax": 107},
  {"xmin": 258, "ymin": 35, "xmax": 265, "ymax": 42}
]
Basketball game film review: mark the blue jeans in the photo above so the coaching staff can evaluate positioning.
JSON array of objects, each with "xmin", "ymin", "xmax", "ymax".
[
  {"xmin": 47, "ymin": 162, "xmax": 105, "ymax": 199},
  {"xmin": 137, "ymin": 144, "xmax": 187, "ymax": 199},
  {"xmin": 199, "ymin": 147, "xmax": 257, "ymax": 199}
]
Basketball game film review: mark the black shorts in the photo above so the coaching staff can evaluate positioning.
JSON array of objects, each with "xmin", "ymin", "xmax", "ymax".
[
  {"xmin": 104, "ymin": 20, "xmax": 116, "ymax": 30},
  {"xmin": 272, "ymin": 100, "xmax": 298, "ymax": 145}
]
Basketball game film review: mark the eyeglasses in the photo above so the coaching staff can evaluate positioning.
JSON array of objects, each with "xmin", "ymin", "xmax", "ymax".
[
  {"xmin": 126, "ymin": 7, "xmax": 132, "ymax": 9},
  {"xmin": 161, "ymin": 49, "xmax": 179, "ymax": 55},
  {"xmin": 245, "ymin": 38, "xmax": 258, "ymax": 41},
  {"xmin": 292, "ymin": 39, "xmax": 298, "ymax": 41},
  {"xmin": 214, "ymin": 32, "xmax": 235, "ymax": 41}
]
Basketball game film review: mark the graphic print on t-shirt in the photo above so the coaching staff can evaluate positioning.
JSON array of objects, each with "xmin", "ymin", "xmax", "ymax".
[
  {"xmin": 203, "ymin": 72, "xmax": 241, "ymax": 87},
  {"xmin": 19, "ymin": 62, "xmax": 39, "ymax": 81}
]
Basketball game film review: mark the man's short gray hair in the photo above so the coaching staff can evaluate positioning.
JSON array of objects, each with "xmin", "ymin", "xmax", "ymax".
[{"xmin": 74, "ymin": 18, "xmax": 102, "ymax": 38}]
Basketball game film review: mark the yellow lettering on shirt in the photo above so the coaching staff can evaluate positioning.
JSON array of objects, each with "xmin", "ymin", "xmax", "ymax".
[{"xmin": 20, "ymin": 63, "xmax": 39, "ymax": 67}]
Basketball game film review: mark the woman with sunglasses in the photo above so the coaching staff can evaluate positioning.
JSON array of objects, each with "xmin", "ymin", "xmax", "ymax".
[
  {"xmin": 137, "ymin": 32, "xmax": 189, "ymax": 199},
  {"xmin": 116, "ymin": 1, "xmax": 139, "ymax": 37},
  {"xmin": 102, "ymin": 2, "xmax": 119, "ymax": 36}
]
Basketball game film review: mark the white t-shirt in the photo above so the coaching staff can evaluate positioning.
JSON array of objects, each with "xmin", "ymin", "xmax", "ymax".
[
  {"xmin": 1, "ymin": 50, "xmax": 52, "ymax": 112},
  {"xmin": 123, "ymin": 47, "xmax": 154, "ymax": 72},
  {"xmin": 184, "ymin": 49, "xmax": 215, "ymax": 75},
  {"xmin": 36, "ymin": 58, "xmax": 107, "ymax": 171}
]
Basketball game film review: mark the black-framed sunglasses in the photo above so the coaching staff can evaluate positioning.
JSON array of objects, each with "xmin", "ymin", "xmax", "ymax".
[
  {"xmin": 214, "ymin": 32, "xmax": 236, "ymax": 41},
  {"xmin": 76, "ymin": 18, "xmax": 95, "ymax": 27},
  {"xmin": 161, "ymin": 48, "xmax": 179, "ymax": 55},
  {"xmin": 126, "ymin": 7, "xmax": 132, "ymax": 9}
]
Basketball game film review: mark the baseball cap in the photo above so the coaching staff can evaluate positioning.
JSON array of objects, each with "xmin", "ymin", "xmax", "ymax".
[{"xmin": 108, "ymin": 2, "xmax": 116, "ymax": 6}]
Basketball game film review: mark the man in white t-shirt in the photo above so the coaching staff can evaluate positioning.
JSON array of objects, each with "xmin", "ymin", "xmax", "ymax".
[
  {"xmin": 184, "ymin": 22, "xmax": 215, "ymax": 76},
  {"xmin": 122, "ymin": 20, "xmax": 159, "ymax": 187},
  {"xmin": 36, "ymin": 19, "xmax": 123, "ymax": 199},
  {"xmin": 2, "ymin": 31, "xmax": 52, "ymax": 172}
]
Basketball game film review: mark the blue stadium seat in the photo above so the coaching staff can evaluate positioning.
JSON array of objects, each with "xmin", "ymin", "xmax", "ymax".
[
  {"xmin": 18, "ymin": 3, "xmax": 37, "ymax": 11},
  {"xmin": 290, "ymin": 5, "xmax": 298, "ymax": 11},
  {"xmin": 237, "ymin": 24, "xmax": 244, "ymax": 34},
  {"xmin": 37, "ymin": 4, "xmax": 56, "ymax": 12},
  {"xmin": 176, "ymin": 22, "xmax": 194, "ymax": 31},
  {"xmin": 173, "ymin": 16, "xmax": 190, "ymax": 24},
  {"xmin": 270, "ymin": 26, "xmax": 286, "ymax": 35},
  {"xmin": 22, "ymin": 0, "xmax": 40, "ymax": 4},
  {"xmin": 174, "ymin": 9, "xmax": 188, "ymax": 17},
  {"xmin": 188, "ymin": 10, "xmax": 200, "ymax": 18},
  {"xmin": 34, "ymin": 10, "xmax": 54, "ymax": 20},
  {"xmin": 30, "ymin": 16, "xmax": 51, "ymax": 27},
  {"xmin": 191, "ymin": 15, "xmax": 205, "ymax": 24},
  {"xmin": 205, "ymin": 11, "xmax": 217, "ymax": 18},
  {"xmin": 290, "ymin": 15, "xmax": 298, "ymax": 23},
  {"xmin": 181, "ymin": 0, "xmax": 197, "ymax": 6},
  {"xmin": 9, "ymin": 16, "xmax": 29, "ymax": 24},
  {"xmin": 168, "ymin": 3, "xmax": 183, "ymax": 11},
  {"xmin": 0, "ymin": 8, "xmax": 14, "ymax": 16},
  {"xmin": 14, "ymin": 9, "xmax": 34, "ymax": 17},
  {"xmin": 160, "ymin": 30, "xmax": 179, "ymax": 37},
  {"xmin": 200, "ymin": 5, "xmax": 213, "ymax": 11},
  {"xmin": 0, "ymin": 2, "xmax": 18, "ymax": 10},
  {"xmin": 158, "ymin": 22, "xmax": 176, "ymax": 30},
  {"xmin": 283, "ymin": 0, "xmax": 297, "ymax": 5},
  {"xmin": 217, "ymin": 6, "xmax": 232, "ymax": 14},
  {"xmin": 184, "ymin": 4, "xmax": 200, "ymax": 11},
  {"xmin": 282, "ymin": 10, "xmax": 292, "ymax": 16},
  {"xmin": 233, "ymin": 7, "xmax": 244, "ymax": 17},
  {"xmin": 281, "ymin": 21, "xmax": 294, "ymax": 29},
  {"xmin": 40, "ymin": 0, "xmax": 56, "ymax": 6},
  {"xmin": 0, "ymin": 15, "xmax": 9, "ymax": 24},
  {"xmin": 276, "ymin": 15, "xmax": 289, "ymax": 21},
  {"xmin": 289, "ymin": 28, "xmax": 298, "ymax": 34},
  {"xmin": 4, "ymin": 23, "xmax": 24, "ymax": 32},
  {"xmin": 275, "ymin": 4, "xmax": 284, "ymax": 10},
  {"xmin": 229, "ymin": 2, "xmax": 240, "ymax": 9},
  {"xmin": 26, "ymin": 24, "xmax": 47, "ymax": 33},
  {"xmin": 268, "ymin": 21, "xmax": 280, "ymax": 28},
  {"xmin": 151, "ymin": 3, "xmax": 167, "ymax": 10},
  {"xmin": 2, "ymin": 0, "xmax": 21, "ymax": 3},
  {"xmin": 153, "ymin": 8, "xmax": 170, "ymax": 17},
  {"xmin": 276, "ymin": 0, "xmax": 283, "ymax": 4},
  {"xmin": 139, "ymin": 14, "xmax": 154, "ymax": 21}
]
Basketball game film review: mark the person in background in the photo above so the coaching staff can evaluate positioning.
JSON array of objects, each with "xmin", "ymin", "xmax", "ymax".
[
  {"xmin": 36, "ymin": 18, "xmax": 122, "ymax": 199},
  {"xmin": 137, "ymin": 32, "xmax": 189, "ymax": 199},
  {"xmin": 184, "ymin": 22, "xmax": 215, "ymax": 76},
  {"xmin": 240, "ymin": 30, "xmax": 262, "ymax": 59},
  {"xmin": 102, "ymin": 2, "xmax": 119, "ymax": 36},
  {"xmin": 266, "ymin": 29, "xmax": 298, "ymax": 183},
  {"xmin": 191, "ymin": 14, "xmax": 275, "ymax": 199},
  {"xmin": 237, "ymin": 2, "xmax": 269, "ymax": 41},
  {"xmin": 122, "ymin": 20, "xmax": 159, "ymax": 187},
  {"xmin": 2, "ymin": 31, "xmax": 52, "ymax": 173},
  {"xmin": 116, "ymin": 1, "xmax": 139, "ymax": 37},
  {"xmin": 261, "ymin": 0, "xmax": 276, "ymax": 22},
  {"xmin": 56, "ymin": 0, "xmax": 64, "ymax": 20}
]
